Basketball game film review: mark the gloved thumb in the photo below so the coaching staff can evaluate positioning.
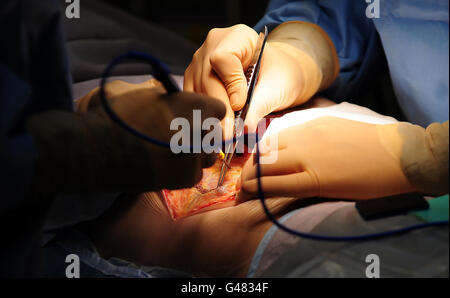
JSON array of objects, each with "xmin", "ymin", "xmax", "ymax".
[
  {"xmin": 210, "ymin": 52, "xmax": 248, "ymax": 112},
  {"xmin": 244, "ymin": 83, "xmax": 275, "ymax": 133}
]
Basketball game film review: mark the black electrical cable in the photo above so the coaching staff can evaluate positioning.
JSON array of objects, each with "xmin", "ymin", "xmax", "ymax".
[{"xmin": 101, "ymin": 51, "xmax": 449, "ymax": 242}]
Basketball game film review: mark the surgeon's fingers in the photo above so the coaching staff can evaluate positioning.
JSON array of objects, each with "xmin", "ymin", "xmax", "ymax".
[
  {"xmin": 207, "ymin": 24, "xmax": 259, "ymax": 111},
  {"xmin": 199, "ymin": 93, "xmax": 227, "ymax": 121},
  {"xmin": 243, "ymin": 86, "xmax": 277, "ymax": 133},
  {"xmin": 198, "ymin": 96, "xmax": 223, "ymax": 170},
  {"xmin": 164, "ymin": 91, "xmax": 225, "ymax": 171},
  {"xmin": 236, "ymin": 172, "xmax": 319, "ymax": 204},
  {"xmin": 240, "ymin": 148, "xmax": 301, "ymax": 182},
  {"xmin": 78, "ymin": 79, "xmax": 166, "ymax": 113},
  {"xmin": 243, "ymin": 64, "xmax": 280, "ymax": 133},
  {"xmin": 201, "ymin": 63, "xmax": 236, "ymax": 141},
  {"xmin": 201, "ymin": 152, "xmax": 217, "ymax": 169},
  {"xmin": 165, "ymin": 91, "xmax": 227, "ymax": 121},
  {"xmin": 183, "ymin": 63, "xmax": 195, "ymax": 92},
  {"xmin": 209, "ymin": 51, "xmax": 248, "ymax": 112},
  {"xmin": 184, "ymin": 58, "xmax": 204, "ymax": 94},
  {"xmin": 244, "ymin": 98, "xmax": 274, "ymax": 133}
]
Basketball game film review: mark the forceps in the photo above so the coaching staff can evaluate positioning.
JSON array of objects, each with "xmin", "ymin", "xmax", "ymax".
[{"xmin": 217, "ymin": 26, "xmax": 268, "ymax": 188}]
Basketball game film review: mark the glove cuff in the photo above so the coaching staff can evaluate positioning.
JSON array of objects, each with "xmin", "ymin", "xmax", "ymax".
[{"xmin": 398, "ymin": 121, "xmax": 449, "ymax": 196}]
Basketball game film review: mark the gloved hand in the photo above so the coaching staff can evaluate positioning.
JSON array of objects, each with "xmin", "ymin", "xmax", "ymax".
[
  {"xmin": 184, "ymin": 22, "xmax": 339, "ymax": 138},
  {"xmin": 78, "ymin": 79, "xmax": 227, "ymax": 190},
  {"xmin": 236, "ymin": 117, "xmax": 417, "ymax": 203},
  {"xmin": 76, "ymin": 79, "xmax": 164, "ymax": 112},
  {"xmin": 28, "ymin": 79, "xmax": 226, "ymax": 196}
]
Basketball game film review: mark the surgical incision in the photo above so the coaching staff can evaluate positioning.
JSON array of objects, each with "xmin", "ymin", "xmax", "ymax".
[{"xmin": 162, "ymin": 155, "xmax": 247, "ymax": 219}]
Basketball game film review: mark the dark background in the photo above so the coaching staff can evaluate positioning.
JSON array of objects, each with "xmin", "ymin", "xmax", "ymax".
[{"xmin": 100, "ymin": 0, "xmax": 270, "ymax": 45}]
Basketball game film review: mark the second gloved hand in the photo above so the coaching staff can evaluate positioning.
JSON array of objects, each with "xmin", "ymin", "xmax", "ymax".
[
  {"xmin": 27, "ymin": 79, "xmax": 227, "ymax": 196},
  {"xmin": 78, "ymin": 79, "xmax": 227, "ymax": 191},
  {"xmin": 184, "ymin": 23, "xmax": 339, "ymax": 137},
  {"xmin": 236, "ymin": 117, "xmax": 416, "ymax": 203}
]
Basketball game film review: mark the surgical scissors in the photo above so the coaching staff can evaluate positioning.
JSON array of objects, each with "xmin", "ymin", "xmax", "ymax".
[{"xmin": 217, "ymin": 26, "xmax": 268, "ymax": 188}]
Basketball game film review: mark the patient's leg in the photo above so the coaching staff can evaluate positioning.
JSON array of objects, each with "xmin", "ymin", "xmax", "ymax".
[{"xmin": 84, "ymin": 192, "xmax": 302, "ymax": 277}]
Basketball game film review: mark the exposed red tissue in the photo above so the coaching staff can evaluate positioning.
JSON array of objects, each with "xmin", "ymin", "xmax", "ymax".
[
  {"xmin": 162, "ymin": 155, "xmax": 248, "ymax": 219},
  {"xmin": 162, "ymin": 115, "xmax": 280, "ymax": 220}
]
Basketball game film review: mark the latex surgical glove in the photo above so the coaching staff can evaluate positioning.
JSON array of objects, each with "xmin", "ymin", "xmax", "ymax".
[
  {"xmin": 81, "ymin": 79, "xmax": 228, "ymax": 190},
  {"xmin": 184, "ymin": 22, "xmax": 339, "ymax": 138},
  {"xmin": 237, "ymin": 117, "xmax": 421, "ymax": 203},
  {"xmin": 28, "ymin": 80, "xmax": 226, "ymax": 196}
]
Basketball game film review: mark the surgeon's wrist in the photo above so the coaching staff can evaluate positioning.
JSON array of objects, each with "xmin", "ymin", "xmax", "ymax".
[
  {"xmin": 268, "ymin": 41, "xmax": 322, "ymax": 103},
  {"xmin": 268, "ymin": 21, "xmax": 339, "ymax": 93},
  {"xmin": 395, "ymin": 121, "xmax": 449, "ymax": 196}
]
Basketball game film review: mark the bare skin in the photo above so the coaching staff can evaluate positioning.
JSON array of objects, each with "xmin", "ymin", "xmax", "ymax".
[{"xmin": 83, "ymin": 192, "xmax": 310, "ymax": 277}]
